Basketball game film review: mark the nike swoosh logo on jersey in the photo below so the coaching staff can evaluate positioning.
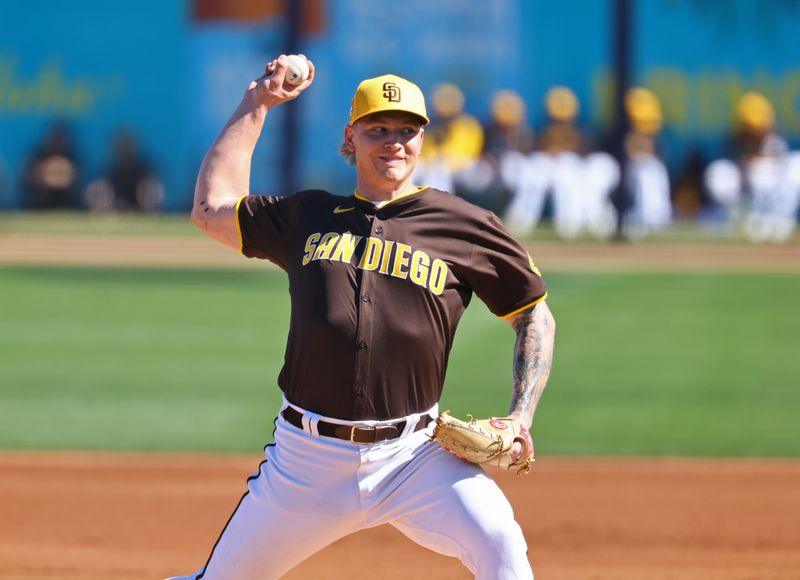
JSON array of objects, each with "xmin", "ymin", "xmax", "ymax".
[{"xmin": 333, "ymin": 206, "xmax": 355, "ymax": 214}]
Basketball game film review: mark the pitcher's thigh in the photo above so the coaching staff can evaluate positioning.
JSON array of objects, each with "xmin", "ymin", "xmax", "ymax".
[{"xmin": 390, "ymin": 452, "xmax": 533, "ymax": 580}]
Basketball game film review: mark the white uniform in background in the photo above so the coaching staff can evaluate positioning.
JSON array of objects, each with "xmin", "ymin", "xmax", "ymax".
[
  {"xmin": 743, "ymin": 151, "xmax": 800, "ymax": 243},
  {"xmin": 582, "ymin": 152, "xmax": 620, "ymax": 239},
  {"xmin": 704, "ymin": 139, "xmax": 800, "ymax": 243},
  {"xmin": 501, "ymin": 151, "xmax": 552, "ymax": 236},
  {"xmin": 624, "ymin": 154, "xmax": 672, "ymax": 240},
  {"xmin": 502, "ymin": 150, "xmax": 618, "ymax": 240},
  {"xmin": 548, "ymin": 151, "xmax": 588, "ymax": 239}
]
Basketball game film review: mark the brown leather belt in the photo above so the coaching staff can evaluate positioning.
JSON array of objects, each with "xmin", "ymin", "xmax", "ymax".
[{"xmin": 281, "ymin": 406, "xmax": 433, "ymax": 444}]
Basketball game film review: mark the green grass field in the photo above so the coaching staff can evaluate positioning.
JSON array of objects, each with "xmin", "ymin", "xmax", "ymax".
[{"xmin": 1, "ymin": 264, "xmax": 798, "ymax": 456}]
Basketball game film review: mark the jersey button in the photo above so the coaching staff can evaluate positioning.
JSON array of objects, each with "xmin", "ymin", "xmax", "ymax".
[
  {"xmin": 354, "ymin": 385, "xmax": 364, "ymax": 395},
  {"xmin": 362, "ymin": 294, "xmax": 371, "ymax": 303},
  {"xmin": 374, "ymin": 226, "xmax": 383, "ymax": 234},
  {"xmin": 358, "ymin": 340, "xmax": 368, "ymax": 349}
]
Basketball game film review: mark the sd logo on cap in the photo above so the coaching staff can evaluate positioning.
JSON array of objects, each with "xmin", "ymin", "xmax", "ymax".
[{"xmin": 349, "ymin": 74, "xmax": 430, "ymax": 126}]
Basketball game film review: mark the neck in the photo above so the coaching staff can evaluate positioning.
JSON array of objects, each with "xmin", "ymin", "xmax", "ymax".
[{"xmin": 355, "ymin": 175, "xmax": 419, "ymax": 203}]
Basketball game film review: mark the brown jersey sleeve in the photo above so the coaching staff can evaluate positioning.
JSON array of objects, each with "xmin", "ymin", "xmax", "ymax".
[
  {"xmin": 463, "ymin": 212, "xmax": 547, "ymax": 318},
  {"xmin": 237, "ymin": 193, "xmax": 301, "ymax": 269}
]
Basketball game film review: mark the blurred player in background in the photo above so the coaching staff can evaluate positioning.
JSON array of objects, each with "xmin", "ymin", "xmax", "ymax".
[
  {"xmin": 704, "ymin": 91, "xmax": 800, "ymax": 242},
  {"xmin": 414, "ymin": 82, "xmax": 484, "ymax": 196},
  {"xmin": 23, "ymin": 123, "xmax": 80, "ymax": 209},
  {"xmin": 503, "ymin": 86, "xmax": 584, "ymax": 238},
  {"xmin": 621, "ymin": 87, "xmax": 672, "ymax": 240},
  {"xmin": 484, "ymin": 89, "xmax": 536, "ymax": 161},
  {"xmin": 475, "ymin": 89, "xmax": 535, "ymax": 216},
  {"xmin": 502, "ymin": 86, "xmax": 618, "ymax": 239},
  {"xmin": 84, "ymin": 130, "xmax": 164, "ymax": 213}
]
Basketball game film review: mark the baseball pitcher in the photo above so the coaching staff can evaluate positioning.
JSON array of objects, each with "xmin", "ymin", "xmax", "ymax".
[{"xmin": 167, "ymin": 54, "xmax": 556, "ymax": 580}]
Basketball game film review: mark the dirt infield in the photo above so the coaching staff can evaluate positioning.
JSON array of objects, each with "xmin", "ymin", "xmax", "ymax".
[{"xmin": 1, "ymin": 452, "xmax": 799, "ymax": 580}]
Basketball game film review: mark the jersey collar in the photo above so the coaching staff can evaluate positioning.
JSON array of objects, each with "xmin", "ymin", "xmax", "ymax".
[{"xmin": 353, "ymin": 186, "xmax": 429, "ymax": 209}]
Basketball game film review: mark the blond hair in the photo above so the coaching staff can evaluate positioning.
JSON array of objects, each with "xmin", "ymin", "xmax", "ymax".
[{"xmin": 339, "ymin": 142, "xmax": 355, "ymax": 165}]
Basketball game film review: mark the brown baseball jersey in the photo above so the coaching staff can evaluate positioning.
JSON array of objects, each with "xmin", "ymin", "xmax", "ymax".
[{"xmin": 236, "ymin": 187, "xmax": 547, "ymax": 421}]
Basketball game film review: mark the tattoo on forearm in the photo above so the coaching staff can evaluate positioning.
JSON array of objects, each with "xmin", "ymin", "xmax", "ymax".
[{"xmin": 509, "ymin": 304, "xmax": 555, "ymax": 425}]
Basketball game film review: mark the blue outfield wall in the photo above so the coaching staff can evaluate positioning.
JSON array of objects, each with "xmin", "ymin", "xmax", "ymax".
[
  {"xmin": 0, "ymin": 1, "xmax": 191, "ymax": 210},
  {"xmin": 633, "ymin": 0, "xmax": 800, "ymax": 173},
  {"xmin": 1, "ymin": 0, "xmax": 799, "ymax": 209}
]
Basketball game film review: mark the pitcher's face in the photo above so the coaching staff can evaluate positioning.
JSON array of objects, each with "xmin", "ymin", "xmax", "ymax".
[{"xmin": 346, "ymin": 111, "xmax": 425, "ymax": 187}]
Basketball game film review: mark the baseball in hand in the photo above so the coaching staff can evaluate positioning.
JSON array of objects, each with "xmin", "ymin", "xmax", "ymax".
[{"xmin": 285, "ymin": 55, "xmax": 310, "ymax": 86}]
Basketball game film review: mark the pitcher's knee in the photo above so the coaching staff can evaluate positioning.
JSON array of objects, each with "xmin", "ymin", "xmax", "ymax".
[{"xmin": 464, "ymin": 519, "xmax": 532, "ymax": 579}]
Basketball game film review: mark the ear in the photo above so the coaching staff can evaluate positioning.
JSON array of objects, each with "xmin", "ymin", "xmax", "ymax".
[{"xmin": 344, "ymin": 125, "xmax": 356, "ymax": 152}]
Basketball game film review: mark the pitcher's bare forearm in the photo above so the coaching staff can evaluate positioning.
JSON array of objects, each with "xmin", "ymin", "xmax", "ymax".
[{"xmin": 506, "ymin": 301, "xmax": 556, "ymax": 428}]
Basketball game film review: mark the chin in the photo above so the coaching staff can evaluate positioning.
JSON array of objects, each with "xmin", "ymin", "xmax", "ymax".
[{"xmin": 381, "ymin": 168, "xmax": 409, "ymax": 182}]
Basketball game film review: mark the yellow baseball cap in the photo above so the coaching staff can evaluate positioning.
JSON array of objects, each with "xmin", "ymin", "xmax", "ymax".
[
  {"xmin": 736, "ymin": 91, "xmax": 774, "ymax": 131},
  {"xmin": 349, "ymin": 74, "xmax": 430, "ymax": 126},
  {"xmin": 545, "ymin": 86, "xmax": 579, "ymax": 121}
]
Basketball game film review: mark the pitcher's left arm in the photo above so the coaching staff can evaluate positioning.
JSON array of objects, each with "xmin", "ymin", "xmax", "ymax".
[{"xmin": 505, "ymin": 301, "xmax": 556, "ymax": 429}]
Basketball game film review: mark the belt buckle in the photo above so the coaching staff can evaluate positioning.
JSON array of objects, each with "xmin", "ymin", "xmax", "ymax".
[{"xmin": 348, "ymin": 423, "xmax": 400, "ymax": 444}]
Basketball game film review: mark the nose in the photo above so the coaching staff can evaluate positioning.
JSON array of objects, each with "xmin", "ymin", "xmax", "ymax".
[
  {"xmin": 382, "ymin": 130, "xmax": 403, "ymax": 147},
  {"xmin": 384, "ymin": 138, "xmax": 402, "ymax": 151}
]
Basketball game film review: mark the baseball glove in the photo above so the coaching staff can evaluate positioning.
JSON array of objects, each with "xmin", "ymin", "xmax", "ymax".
[{"xmin": 431, "ymin": 411, "xmax": 535, "ymax": 474}]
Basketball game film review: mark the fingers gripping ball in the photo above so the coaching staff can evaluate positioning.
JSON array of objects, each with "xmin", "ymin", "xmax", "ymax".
[{"xmin": 431, "ymin": 412, "xmax": 535, "ymax": 474}]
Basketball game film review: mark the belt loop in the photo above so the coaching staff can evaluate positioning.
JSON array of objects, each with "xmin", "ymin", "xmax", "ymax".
[
  {"xmin": 401, "ymin": 413, "xmax": 420, "ymax": 437},
  {"xmin": 302, "ymin": 411, "xmax": 321, "ymax": 437}
]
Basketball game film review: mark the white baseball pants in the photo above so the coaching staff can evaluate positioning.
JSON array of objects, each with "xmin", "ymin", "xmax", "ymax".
[{"xmin": 167, "ymin": 400, "xmax": 533, "ymax": 580}]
